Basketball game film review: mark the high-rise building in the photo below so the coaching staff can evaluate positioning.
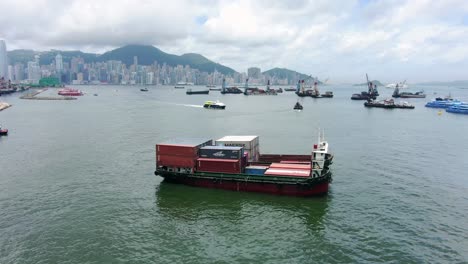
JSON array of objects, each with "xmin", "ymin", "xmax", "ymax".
[
  {"xmin": 55, "ymin": 53, "xmax": 63, "ymax": 72},
  {"xmin": 247, "ymin": 67, "xmax": 261, "ymax": 79},
  {"xmin": 133, "ymin": 56, "xmax": 138, "ymax": 68},
  {"xmin": 7, "ymin": 65, "xmax": 14, "ymax": 81},
  {"xmin": 27, "ymin": 61, "xmax": 41, "ymax": 84},
  {"xmin": 0, "ymin": 40, "xmax": 8, "ymax": 78}
]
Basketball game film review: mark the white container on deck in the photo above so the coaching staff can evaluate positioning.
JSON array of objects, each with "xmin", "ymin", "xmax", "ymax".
[{"xmin": 216, "ymin": 136, "xmax": 259, "ymax": 162}]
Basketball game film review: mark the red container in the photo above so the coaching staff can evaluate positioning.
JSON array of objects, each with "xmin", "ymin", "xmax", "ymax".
[
  {"xmin": 264, "ymin": 168, "xmax": 311, "ymax": 177},
  {"xmin": 157, "ymin": 155, "xmax": 196, "ymax": 168},
  {"xmin": 156, "ymin": 144, "xmax": 198, "ymax": 157},
  {"xmin": 269, "ymin": 163, "xmax": 311, "ymax": 170},
  {"xmin": 197, "ymin": 158, "xmax": 241, "ymax": 173}
]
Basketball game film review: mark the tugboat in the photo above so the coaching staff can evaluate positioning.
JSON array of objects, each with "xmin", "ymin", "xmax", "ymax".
[
  {"xmin": 154, "ymin": 132, "xmax": 334, "ymax": 197},
  {"xmin": 203, "ymin": 100, "xmax": 226, "ymax": 109},
  {"xmin": 293, "ymin": 101, "xmax": 303, "ymax": 110},
  {"xmin": 0, "ymin": 124, "xmax": 8, "ymax": 136}
]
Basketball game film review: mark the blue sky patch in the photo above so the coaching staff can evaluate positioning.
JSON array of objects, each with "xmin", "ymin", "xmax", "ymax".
[{"xmin": 195, "ymin": 15, "xmax": 208, "ymax": 25}]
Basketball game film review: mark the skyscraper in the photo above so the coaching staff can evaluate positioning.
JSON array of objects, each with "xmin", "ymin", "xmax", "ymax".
[
  {"xmin": 247, "ymin": 67, "xmax": 261, "ymax": 79},
  {"xmin": 55, "ymin": 53, "xmax": 63, "ymax": 72},
  {"xmin": 0, "ymin": 40, "xmax": 8, "ymax": 78}
]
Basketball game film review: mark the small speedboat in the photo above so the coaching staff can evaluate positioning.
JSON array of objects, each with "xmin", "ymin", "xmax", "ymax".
[
  {"xmin": 203, "ymin": 100, "xmax": 226, "ymax": 109},
  {"xmin": 293, "ymin": 102, "xmax": 303, "ymax": 110},
  {"xmin": 0, "ymin": 126, "xmax": 8, "ymax": 136},
  {"xmin": 140, "ymin": 88, "xmax": 148, "ymax": 92}
]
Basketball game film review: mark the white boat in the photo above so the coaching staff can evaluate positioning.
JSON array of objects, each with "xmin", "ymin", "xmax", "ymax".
[
  {"xmin": 386, "ymin": 81, "xmax": 408, "ymax": 89},
  {"xmin": 203, "ymin": 100, "xmax": 226, "ymax": 109}
]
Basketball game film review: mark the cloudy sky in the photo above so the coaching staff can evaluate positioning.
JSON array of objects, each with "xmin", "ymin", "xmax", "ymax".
[{"xmin": 1, "ymin": 0, "xmax": 468, "ymax": 83}]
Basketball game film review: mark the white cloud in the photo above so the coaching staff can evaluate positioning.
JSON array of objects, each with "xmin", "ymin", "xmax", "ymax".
[{"xmin": 1, "ymin": 0, "xmax": 468, "ymax": 82}]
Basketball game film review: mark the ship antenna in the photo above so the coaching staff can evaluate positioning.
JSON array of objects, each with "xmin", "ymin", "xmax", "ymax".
[{"xmin": 317, "ymin": 128, "xmax": 321, "ymax": 145}]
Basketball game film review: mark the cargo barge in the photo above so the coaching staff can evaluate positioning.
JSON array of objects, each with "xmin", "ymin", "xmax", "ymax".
[{"xmin": 154, "ymin": 133, "xmax": 333, "ymax": 197}]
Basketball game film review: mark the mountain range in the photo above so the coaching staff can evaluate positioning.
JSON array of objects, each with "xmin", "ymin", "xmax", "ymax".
[
  {"xmin": 7, "ymin": 45, "xmax": 312, "ymax": 79},
  {"xmin": 263, "ymin": 68, "xmax": 319, "ymax": 84}
]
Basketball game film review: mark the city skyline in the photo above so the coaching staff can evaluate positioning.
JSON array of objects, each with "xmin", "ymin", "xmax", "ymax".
[
  {"xmin": 3, "ymin": 42, "xmax": 308, "ymax": 86},
  {"xmin": 1, "ymin": 0, "xmax": 468, "ymax": 83}
]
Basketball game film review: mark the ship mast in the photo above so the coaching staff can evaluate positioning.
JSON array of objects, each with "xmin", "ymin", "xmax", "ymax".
[{"xmin": 222, "ymin": 78, "xmax": 226, "ymax": 93}]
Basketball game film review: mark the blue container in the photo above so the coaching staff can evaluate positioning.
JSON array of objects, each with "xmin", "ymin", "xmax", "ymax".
[{"xmin": 244, "ymin": 166, "xmax": 268, "ymax": 175}]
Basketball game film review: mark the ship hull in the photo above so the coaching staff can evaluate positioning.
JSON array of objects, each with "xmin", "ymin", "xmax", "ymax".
[{"xmin": 156, "ymin": 170, "xmax": 331, "ymax": 197}]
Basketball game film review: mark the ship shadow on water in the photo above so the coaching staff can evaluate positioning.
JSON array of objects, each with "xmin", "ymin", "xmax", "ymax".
[{"xmin": 154, "ymin": 181, "xmax": 330, "ymax": 228}]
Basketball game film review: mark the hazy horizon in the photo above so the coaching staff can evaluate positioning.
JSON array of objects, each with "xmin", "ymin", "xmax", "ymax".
[{"xmin": 1, "ymin": 0, "xmax": 467, "ymax": 83}]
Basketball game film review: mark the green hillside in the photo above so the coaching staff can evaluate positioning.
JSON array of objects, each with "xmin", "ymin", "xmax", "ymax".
[
  {"xmin": 8, "ymin": 44, "xmax": 236, "ymax": 75},
  {"xmin": 263, "ymin": 68, "xmax": 319, "ymax": 83},
  {"xmin": 96, "ymin": 45, "xmax": 236, "ymax": 75}
]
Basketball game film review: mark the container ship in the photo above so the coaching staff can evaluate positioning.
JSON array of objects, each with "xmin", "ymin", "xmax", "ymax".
[{"xmin": 154, "ymin": 133, "xmax": 333, "ymax": 197}]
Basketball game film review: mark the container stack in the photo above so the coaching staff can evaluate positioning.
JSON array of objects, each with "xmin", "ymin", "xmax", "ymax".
[
  {"xmin": 197, "ymin": 146, "xmax": 244, "ymax": 173},
  {"xmin": 215, "ymin": 136, "xmax": 260, "ymax": 162},
  {"xmin": 264, "ymin": 162, "xmax": 312, "ymax": 177},
  {"xmin": 156, "ymin": 138, "xmax": 212, "ymax": 173}
]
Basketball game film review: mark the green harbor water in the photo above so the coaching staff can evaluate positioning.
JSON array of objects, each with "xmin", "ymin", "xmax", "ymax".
[{"xmin": 0, "ymin": 85, "xmax": 467, "ymax": 263}]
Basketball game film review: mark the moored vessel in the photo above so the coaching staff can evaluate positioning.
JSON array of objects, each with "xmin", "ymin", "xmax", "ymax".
[
  {"xmin": 425, "ymin": 97, "xmax": 460, "ymax": 108},
  {"xmin": 364, "ymin": 98, "xmax": 415, "ymax": 109},
  {"xmin": 186, "ymin": 89, "xmax": 209, "ymax": 95},
  {"xmin": 58, "ymin": 88, "xmax": 83, "ymax": 96},
  {"xmin": 154, "ymin": 133, "xmax": 333, "ymax": 197},
  {"xmin": 446, "ymin": 103, "xmax": 468, "ymax": 114},
  {"xmin": 244, "ymin": 80, "xmax": 277, "ymax": 95},
  {"xmin": 393, "ymin": 87, "xmax": 426, "ymax": 98},
  {"xmin": 351, "ymin": 74, "xmax": 379, "ymax": 100},
  {"xmin": 220, "ymin": 79, "xmax": 243, "ymax": 94}
]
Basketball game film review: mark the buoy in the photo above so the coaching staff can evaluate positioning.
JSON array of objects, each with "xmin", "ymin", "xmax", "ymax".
[{"xmin": 438, "ymin": 110, "xmax": 442, "ymax": 116}]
